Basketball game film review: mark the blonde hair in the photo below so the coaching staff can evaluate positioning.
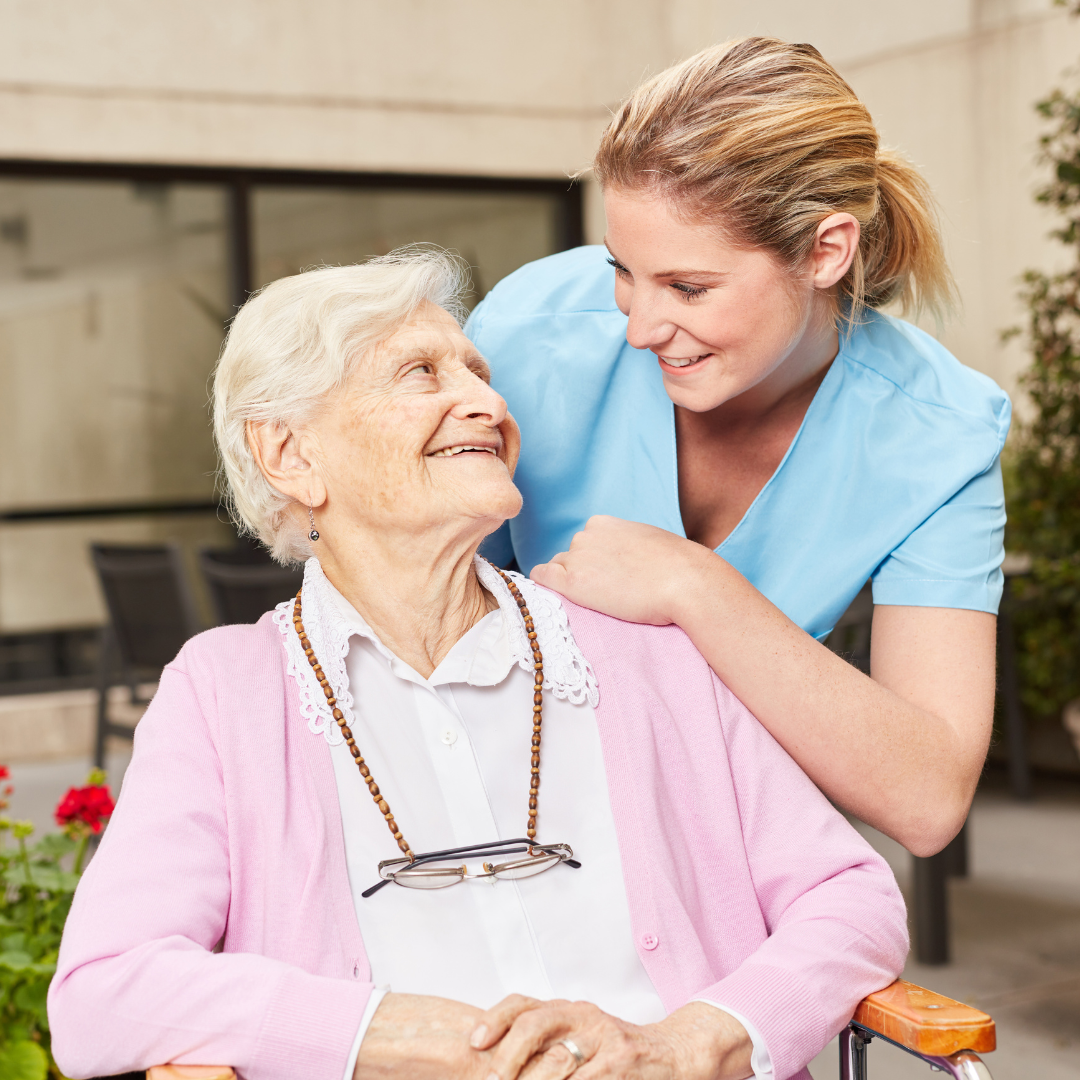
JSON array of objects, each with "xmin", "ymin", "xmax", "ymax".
[
  {"xmin": 594, "ymin": 37, "xmax": 955, "ymax": 326},
  {"xmin": 213, "ymin": 247, "xmax": 468, "ymax": 564}
]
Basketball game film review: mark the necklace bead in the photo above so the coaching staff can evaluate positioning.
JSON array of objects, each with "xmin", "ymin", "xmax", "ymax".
[{"xmin": 290, "ymin": 561, "xmax": 546, "ymax": 861}]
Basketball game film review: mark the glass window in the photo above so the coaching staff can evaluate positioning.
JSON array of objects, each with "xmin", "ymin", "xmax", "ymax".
[
  {"xmin": 0, "ymin": 169, "xmax": 577, "ymax": 684},
  {"xmin": 0, "ymin": 179, "xmax": 233, "ymax": 637},
  {"xmin": 252, "ymin": 186, "xmax": 561, "ymax": 306}
]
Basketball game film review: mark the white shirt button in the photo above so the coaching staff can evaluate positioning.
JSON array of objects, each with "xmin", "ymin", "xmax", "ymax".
[{"xmin": 441, "ymin": 729, "xmax": 458, "ymax": 745}]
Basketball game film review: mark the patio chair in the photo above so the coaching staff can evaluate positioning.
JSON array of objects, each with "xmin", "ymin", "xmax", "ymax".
[
  {"xmin": 198, "ymin": 546, "xmax": 303, "ymax": 626},
  {"xmin": 90, "ymin": 543, "xmax": 202, "ymax": 768},
  {"xmin": 134, "ymin": 978, "xmax": 995, "ymax": 1080}
]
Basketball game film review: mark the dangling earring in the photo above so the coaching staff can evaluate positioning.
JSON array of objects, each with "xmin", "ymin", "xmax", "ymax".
[{"xmin": 308, "ymin": 505, "xmax": 320, "ymax": 542}]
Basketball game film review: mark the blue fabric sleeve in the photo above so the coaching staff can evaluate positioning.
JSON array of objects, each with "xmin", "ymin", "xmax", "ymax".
[
  {"xmin": 871, "ymin": 457, "xmax": 1006, "ymax": 614},
  {"xmin": 470, "ymin": 300, "xmax": 518, "ymax": 569}
]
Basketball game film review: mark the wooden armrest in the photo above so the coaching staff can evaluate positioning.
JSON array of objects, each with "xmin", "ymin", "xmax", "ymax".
[
  {"xmin": 142, "ymin": 983, "xmax": 993, "ymax": 1080},
  {"xmin": 853, "ymin": 979, "xmax": 995, "ymax": 1056},
  {"xmin": 146, "ymin": 1068, "xmax": 236, "ymax": 1080}
]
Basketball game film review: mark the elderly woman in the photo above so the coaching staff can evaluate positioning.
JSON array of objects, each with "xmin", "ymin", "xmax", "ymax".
[{"xmin": 48, "ymin": 250, "xmax": 906, "ymax": 1080}]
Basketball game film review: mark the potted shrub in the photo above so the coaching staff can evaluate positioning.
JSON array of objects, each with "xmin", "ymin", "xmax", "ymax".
[{"xmin": 0, "ymin": 766, "xmax": 115, "ymax": 1080}]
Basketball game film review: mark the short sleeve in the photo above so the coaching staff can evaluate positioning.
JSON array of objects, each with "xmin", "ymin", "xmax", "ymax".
[
  {"xmin": 469, "ymin": 302, "xmax": 517, "ymax": 570},
  {"xmin": 871, "ymin": 456, "xmax": 1006, "ymax": 614}
]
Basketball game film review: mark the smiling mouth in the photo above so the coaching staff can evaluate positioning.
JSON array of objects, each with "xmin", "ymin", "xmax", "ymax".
[
  {"xmin": 659, "ymin": 354, "xmax": 710, "ymax": 369},
  {"xmin": 427, "ymin": 445, "xmax": 499, "ymax": 458}
]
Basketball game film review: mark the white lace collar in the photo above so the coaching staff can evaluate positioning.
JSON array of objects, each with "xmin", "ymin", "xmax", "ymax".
[{"xmin": 272, "ymin": 556, "xmax": 599, "ymax": 746}]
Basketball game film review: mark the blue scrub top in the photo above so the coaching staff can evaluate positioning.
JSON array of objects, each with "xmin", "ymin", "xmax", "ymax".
[{"xmin": 466, "ymin": 246, "xmax": 1011, "ymax": 641}]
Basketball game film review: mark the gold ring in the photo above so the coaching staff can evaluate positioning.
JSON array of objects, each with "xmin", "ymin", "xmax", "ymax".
[{"xmin": 559, "ymin": 1038, "xmax": 586, "ymax": 1070}]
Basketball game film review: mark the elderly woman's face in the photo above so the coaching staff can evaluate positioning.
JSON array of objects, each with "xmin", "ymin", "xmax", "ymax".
[{"xmin": 314, "ymin": 300, "xmax": 522, "ymax": 538}]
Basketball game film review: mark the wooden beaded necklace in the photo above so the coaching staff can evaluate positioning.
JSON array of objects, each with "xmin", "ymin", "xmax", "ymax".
[{"xmin": 291, "ymin": 563, "xmax": 545, "ymax": 861}]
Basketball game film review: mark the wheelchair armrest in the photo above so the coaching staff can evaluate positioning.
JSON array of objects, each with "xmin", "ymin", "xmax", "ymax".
[
  {"xmin": 142, "ymin": 983, "xmax": 994, "ymax": 1080},
  {"xmin": 853, "ymin": 979, "xmax": 995, "ymax": 1056},
  {"xmin": 147, "ymin": 1068, "xmax": 235, "ymax": 1080}
]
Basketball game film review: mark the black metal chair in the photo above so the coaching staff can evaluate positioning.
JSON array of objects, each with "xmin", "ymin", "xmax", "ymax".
[
  {"xmin": 90, "ymin": 544, "xmax": 202, "ymax": 768},
  {"xmin": 198, "ymin": 547, "xmax": 303, "ymax": 626},
  {"xmin": 826, "ymin": 581, "xmax": 873, "ymax": 674}
]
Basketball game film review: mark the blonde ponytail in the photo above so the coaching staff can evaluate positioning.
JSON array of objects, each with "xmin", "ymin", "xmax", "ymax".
[
  {"xmin": 860, "ymin": 150, "xmax": 956, "ymax": 316},
  {"xmin": 594, "ymin": 37, "xmax": 956, "ymax": 327}
]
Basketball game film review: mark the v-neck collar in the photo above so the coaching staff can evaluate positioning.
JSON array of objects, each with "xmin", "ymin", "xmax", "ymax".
[{"xmin": 661, "ymin": 345, "xmax": 846, "ymax": 555}]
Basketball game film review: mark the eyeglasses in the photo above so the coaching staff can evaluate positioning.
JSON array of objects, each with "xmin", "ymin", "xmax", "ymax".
[{"xmin": 362, "ymin": 838, "xmax": 580, "ymax": 898}]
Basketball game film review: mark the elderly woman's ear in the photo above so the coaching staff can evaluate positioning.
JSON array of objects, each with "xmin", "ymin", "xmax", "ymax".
[{"xmin": 246, "ymin": 419, "xmax": 327, "ymax": 510}]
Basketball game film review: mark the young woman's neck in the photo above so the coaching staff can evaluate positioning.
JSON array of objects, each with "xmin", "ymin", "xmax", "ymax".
[
  {"xmin": 717, "ymin": 301, "xmax": 840, "ymax": 425},
  {"xmin": 313, "ymin": 523, "xmax": 494, "ymax": 678}
]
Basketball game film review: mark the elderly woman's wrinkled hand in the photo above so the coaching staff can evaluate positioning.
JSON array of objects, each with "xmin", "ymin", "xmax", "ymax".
[
  {"xmin": 470, "ymin": 995, "xmax": 752, "ymax": 1080},
  {"xmin": 354, "ymin": 993, "xmax": 496, "ymax": 1080},
  {"xmin": 530, "ymin": 516, "xmax": 715, "ymax": 627}
]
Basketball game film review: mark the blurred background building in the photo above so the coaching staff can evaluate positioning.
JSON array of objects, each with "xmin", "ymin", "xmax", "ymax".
[
  {"xmin": 0, "ymin": 0, "xmax": 1077, "ymax": 665},
  {"xmin": 2, "ymin": 4, "xmax": 1079, "ymax": 1076}
]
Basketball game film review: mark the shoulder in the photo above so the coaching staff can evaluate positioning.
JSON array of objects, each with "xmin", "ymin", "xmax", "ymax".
[
  {"xmin": 137, "ymin": 616, "xmax": 287, "ymax": 754},
  {"xmin": 468, "ymin": 245, "xmax": 618, "ymax": 329},
  {"xmin": 166, "ymin": 613, "xmax": 284, "ymax": 686},
  {"xmin": 843, "ymin": 311, "xmax": 1011, "ymax": 448},
  {"xmin": 559, "ymin": 596, "xmax": 710, "ymax": 684},
  {"xmin": 465, "ymin": 247, "xmax": 631, "ymax": 401}
]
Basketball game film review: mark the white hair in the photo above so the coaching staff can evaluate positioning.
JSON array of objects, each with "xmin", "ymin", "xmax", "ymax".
[{"xmin": 212, "ymin": 246, "xmax": 470, "ymax": 564}]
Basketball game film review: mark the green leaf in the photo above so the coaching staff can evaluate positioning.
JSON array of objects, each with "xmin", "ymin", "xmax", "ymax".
[
  {"xmin": 13, "ymin": 979, "xmax": 49, "ymax": 1024},
  {"xmin": 1057, "ymin": 160, "xmax": 1080, "ymax": 185},
  {"xmin": 30, "ymin": 834, "xmax": 77, "ymax": 861},
  {"xmin": 0, "ymin": 1040, "xmax": 48, "ymax": 1080},
  {"xmin": 1, "ymin": 865, "xmax": 80, "ymax": 893},
  {"xmin": 0, "ymin": 950, "xmax": 36, "ymax": 971}
]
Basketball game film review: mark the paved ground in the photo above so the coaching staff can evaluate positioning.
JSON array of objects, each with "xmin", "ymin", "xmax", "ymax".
[
  {"xmin": 7, "ymin": 756, "xmax": 1079, "ymax": 1080},
  {"xmin": 811, "ymin": 769, "xmax": 1080, "ymax": 1079}
]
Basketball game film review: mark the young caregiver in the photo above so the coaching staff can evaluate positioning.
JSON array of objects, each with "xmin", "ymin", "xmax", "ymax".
[{"xmin": 466, "ymin": 37, "xmax": 1009, "ymax": 857}]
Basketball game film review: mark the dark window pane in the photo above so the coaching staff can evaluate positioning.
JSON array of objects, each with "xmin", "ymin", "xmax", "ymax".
[{"xmin": 0, "ymin": 179, "xmax": 232, "ymax": 636}]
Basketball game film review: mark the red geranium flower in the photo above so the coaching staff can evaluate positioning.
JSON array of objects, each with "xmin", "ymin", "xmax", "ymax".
[{"xmin": 55, "ymin": 783, "xmax": 116, "ymax": 835}]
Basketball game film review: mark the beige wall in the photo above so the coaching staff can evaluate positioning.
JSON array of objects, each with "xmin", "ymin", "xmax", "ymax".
[{"xmin": 2, "ymin": 0, "xmax": 1079, "ymax": 395}]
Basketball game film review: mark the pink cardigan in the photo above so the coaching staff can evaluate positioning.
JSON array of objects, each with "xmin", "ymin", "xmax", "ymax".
[{"xmin": 48, "ymin": 600, "xmax": 908, "ymax": 1080}]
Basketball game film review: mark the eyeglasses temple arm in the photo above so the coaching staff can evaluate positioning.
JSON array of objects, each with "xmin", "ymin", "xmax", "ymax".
[{"xmin": 361, "ymin": 878, "xmax": 395, "ymax": 899}]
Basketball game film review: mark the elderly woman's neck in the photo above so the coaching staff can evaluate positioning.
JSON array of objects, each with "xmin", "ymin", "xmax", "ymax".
[{"xmin": 315, "ymin": 537, "xmax": 493, "ymax": 678}]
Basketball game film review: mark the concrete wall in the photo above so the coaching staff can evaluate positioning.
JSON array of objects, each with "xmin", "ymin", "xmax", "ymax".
[
  {"xmin": 0, "ymin": 0, "xmax": 1077, "ymax": 632},
  {"xmin": 2, "ymin": 0, "xmax": 1077, "ymax": 397}
]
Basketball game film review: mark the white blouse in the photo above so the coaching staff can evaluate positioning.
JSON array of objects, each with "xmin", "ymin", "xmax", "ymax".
[{"xmin": 273, "ymin": 558, "xmax": 771, "ymax": 1080}]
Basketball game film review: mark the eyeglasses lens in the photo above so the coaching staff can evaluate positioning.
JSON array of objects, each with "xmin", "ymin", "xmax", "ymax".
[
  {"xmin": 390, "ymin": 865, "xmax": 466, "ymax": 890},
  {"xmin": 491, "ymin": 853, "xmax": 563, "ymax": 879}
]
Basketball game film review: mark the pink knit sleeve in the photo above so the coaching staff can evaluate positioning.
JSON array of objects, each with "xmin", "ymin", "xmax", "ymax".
[
  {"xmin": 46, "ymin": 661, "xmax": 372, "ymax": 1080},
  {"xmin": 695, "ymin": 674, "xmax": 909, "ymax": 1080}
]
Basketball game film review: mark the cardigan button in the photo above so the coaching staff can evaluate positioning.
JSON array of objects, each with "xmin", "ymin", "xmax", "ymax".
[
  {"xmin": 353, "ymin": 962, "xmax": 361, "ymax": 979},
  {"xmin": 640, "ymin": 932, "xmax": 659, "ymax": 951}
]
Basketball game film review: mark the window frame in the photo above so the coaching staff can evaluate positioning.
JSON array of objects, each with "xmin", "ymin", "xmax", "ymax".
[{"xmin": 0, "ymin": 157, "xmax": 585, "ymax": 521}]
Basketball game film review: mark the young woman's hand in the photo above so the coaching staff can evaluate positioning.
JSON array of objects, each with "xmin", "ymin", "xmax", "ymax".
[
  {"xmin": 531, "ymin": 516, "xmax": 996, "ymax": 858},
  {"xmin": 530, "ymin": 516, "xmax": 712, "ymax": 626},
  {"xmin": 470, "ymin": 995, "xmax": 752, "ymax": 1080}
]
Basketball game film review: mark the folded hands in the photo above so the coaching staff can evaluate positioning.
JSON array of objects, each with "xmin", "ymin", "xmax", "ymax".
[{"xmin": 354, "ymin": 992, "xmax": 752, "ymax": 1080}]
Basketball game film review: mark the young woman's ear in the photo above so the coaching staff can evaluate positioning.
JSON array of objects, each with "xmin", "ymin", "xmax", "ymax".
[{"xmin": 811, "ymin": 213, "xmax": 861, "ymax": 291}]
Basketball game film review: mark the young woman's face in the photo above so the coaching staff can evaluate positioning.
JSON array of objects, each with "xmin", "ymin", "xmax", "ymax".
[{"xmin": 604, "ymin": 187, "xmax": 824, "ymax": 413}]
